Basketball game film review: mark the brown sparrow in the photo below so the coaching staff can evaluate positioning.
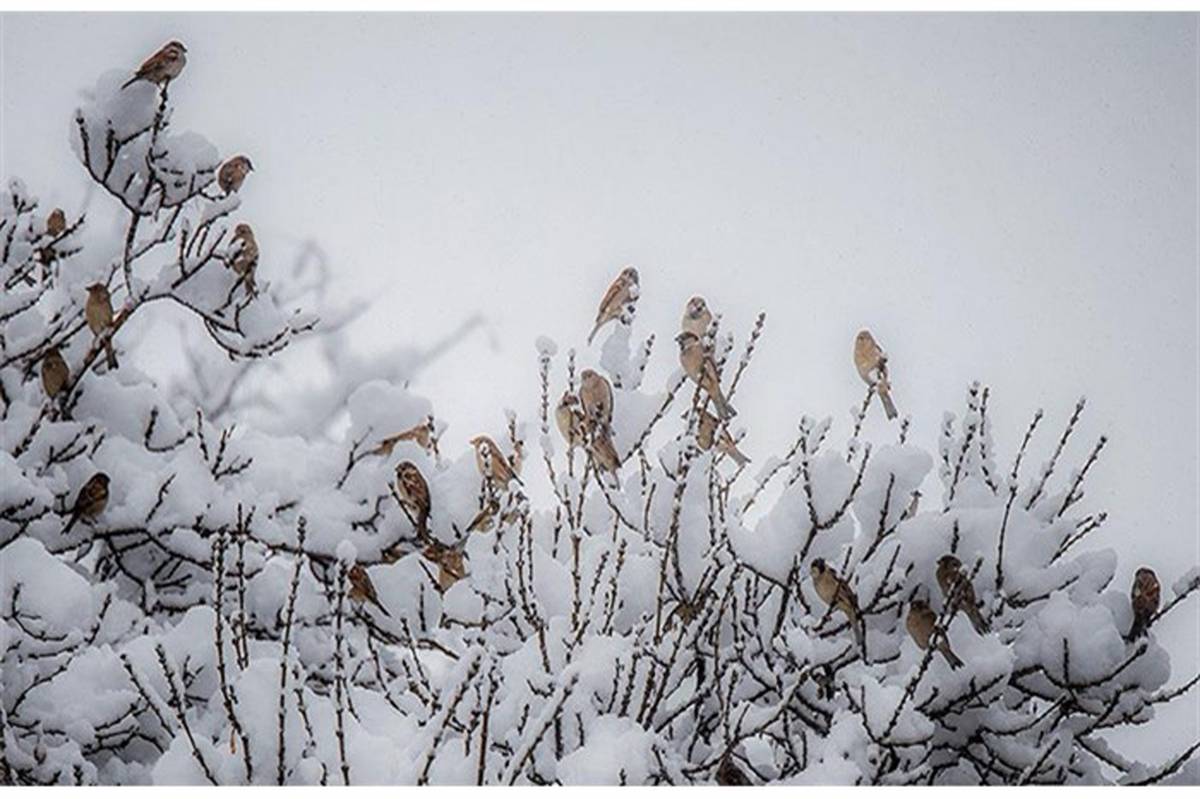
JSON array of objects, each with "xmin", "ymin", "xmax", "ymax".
[
  {"xmin": 217, "ymin": 156, "xmax": 254, "ymax": 196},
  {"xmin": 579, "ymin": 369, "xmax": 614, "ymax": 431},
  {"xmin": 555, "ymin": 392, "xmax": 587, "ymax": 451},
  {"xmin": 63, "ymin": 472, "xmax": 109, "ymax": 535},
  {"xmin": 229, "ymin": 223, "xmax": 258, "ymax": 296},
  {"xmin": 46, "ymin": 208, "xmax": 67, "ymax": 237},
  {"xmin": 1127, "ymin": 567, "xmax": 1160, "ymax": 641},
  {"xmin": 810, "ymin": 558, "xmax": 865, "ymax": 651},
  {"xmin": 587, "ymin": 430, "xmax": 621, "ymax": 476},
  {"xmin": 854, "ymin": 330, "xmax": 898, "ymax": 420},
  {"xmin": 121, "ymin": 41, "xmax": 188, "ymax": 90},
  {"xmin": 676, "ymin": 331, "xmax": 735, "ymax": 420},
  {"xmin": 470, "ymin": 436, "xmax": 521, "ymax": 487},
  {"xmin": 85, "ymin": 283, "xmax": 118, "ymax": 370},
  {"xmin": 680, "ymin": 295, "xmax": 712, "ymax": 338},
  {"xmin": 906, "ymin": 599, "xmax": 964, "ymax": 669},
  {"xmin": 394, "ymin": 461, "xmax": 431, "ymax": 538},
  {"xmin": 348, "ymin": 564, "xmax": 390, "ymax": 616},
  {"xmin": 697, "ymin": 410, "xmax": 750, "ymax": 466},
  {"xmin": 936, "ymin": 555, "xmax": 990, "ymax": 635},
  {"xmin": 373, "ymin": 417, "xmax": 437, "ymax": 457},
  {"xmin": 40, "ymin": 347, "xmax": 69, "ymax": 399},
  {"xmin": 423, "ymin": 543, "xmax": 466, "ymax": 591},
  {"xmin": 587, "ymin": 267, "xmax": 639, "ymax": 345}
]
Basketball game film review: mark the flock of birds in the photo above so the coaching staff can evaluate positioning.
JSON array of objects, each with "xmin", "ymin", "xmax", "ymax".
[{"xmin": 35, "ymin": 40, "xmax": 1164, "ymax": 667}]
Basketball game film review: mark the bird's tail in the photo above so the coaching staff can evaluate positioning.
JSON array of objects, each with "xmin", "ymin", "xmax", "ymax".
[
  {"xmin": 372, "ymin": 598, "xmax": 392, "ymax": 618},
  {"xmin": 713, "ymin": 391, "xmax": 737, "ymax": 421},
  {"xmin": 941, "ymin": 642, "xmax": 965, "ymax": 670},
  {"xmin": 877, "ymin": 382, "xmax": 898, "ymax": 420},
  {"xmin": 1127, "ymin": 618, "xmax": 1148, "ymax": 642},
  {"xmin": 590, "ymin": 432, "xmax": 621, "ymax": 473},
  {"xmin": 103, "ymin": 338, "xmax": 118, "ymax": 370},
  {"xmin": 120, "ymin": 75, "xmax": 140, "ymax": 90},
  {"xmin": 61, "ymin": 511, "xmax": 81, "ymax": 538},
  {"xmin": 726, "ymin": 445, "xmax": 751, "ymax": 467},
  {"xmin": 586, "ymin": 322, "xmax": 601, "ymax": 345},
  {"xmin": 967, "ymin": 605, "xmax": 991, "ymax": 635}
]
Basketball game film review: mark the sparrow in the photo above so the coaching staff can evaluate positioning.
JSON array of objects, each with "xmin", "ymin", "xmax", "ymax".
[
  {"xmin": 1127, "ymin": 567, "xmax": 1160, "ymax": 641},
  {"xmin": 46, "ymin": 208, "xmax": 67, "ymax": 237},
  {"xmin": 697, "ymin": 410, "xmax": 750, "ymax": 466},
  {"xmin": 854, "ymin": 330, "xmax": 898, "ymax": 420},
  {"xmin": 587, "ymin": 267, "xmax": 639, "ymax": 345},
  {"xmin": 229, "ymin": 223, "xmax": 258, "ymax": 296},
  {"xmin": 677, "ymin": 331, "xmax": 736, "ymax": 420},
  {"xmin": 810, "ymin": 558, "xmax": 865, "ymax": 652},
  {"xmin": 348, "ymin": 563, "xmax": 391, "ymax": 617},
  {"xmin": 217, "ymin": 156, "xmax": 254, "ymax": 196},
  {"xmin": 715, "ymin": 754, "xmax": 751, "ymax": 786},
  {"xmin": 936, "ymin": 555, "xmax": 990, "ymax": 635},
  {"xmin": 906, "ymin": 599, "xmax": 964, "ymax": 669},
  {"xmin": 373, "ymin": 417, "xmax": 437, "ymax": 457},
  {"xmin": 555, "ymin": 392, "xmax": 587, "ymax": 451},
  {"xmin": 470, "ymin": 436, "xmax": 521, "ymax": 487},
  {"xmin": 40, "ymin": 347, "xmax": 69, "ymax": 399},
  {"xmin": 121, "ymin": 41, "xmax": 188, "ymax": 90},
  {"xmin": 579, "ymin": 369, "xmax": 614, "ymax": 431},
  {"xmin": 902, "ymin": 490, "xmax": 922, "ymax": 521},
  {"xmin": 587, "ymin": 430, "xmax": 621, "ymax": 476},
  {"xmin": 62, "ymin": 472, "xmax": 110, "ymax": 535},
  {"xmin": 85, "ymin": 283, "xmax": 118, "ymax": 370},
  {"xmin": 680, "ymin": 295, "xmax": 713, "ymax": 339},
  {"xmin": 423, "ymin": 543, "xmax": 466, "ymax": 591},
  {"xmin": 394, "ymin": 461, "xmax": 431, "ymax": 538}
]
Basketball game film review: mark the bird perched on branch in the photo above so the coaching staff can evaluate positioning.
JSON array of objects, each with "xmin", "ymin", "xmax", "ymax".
[
  {"xmin": 348, "ymin": 564, "xmax": 390, "ymax": 617},
  {"xmin": 811, "ymin": 558, "xmax": 865, "ymax": 653},
  {"xmin": 217, "ymin": 156, "xmax": 254, "ymax": 196},
  {"xmin": 579, "ymin": 369, "xmax": 614, "ymax": 431},
  {"xmin": 229, "ymin": 223, "xmax": 258, "ymax": 296},
  {"xmin": 587, "ymin": 267, "xmax": 639, "ymax": 345},
  {"xmin": 41, "ymin": 347, "xmax": 69, "ymax": 400},
  {"xmin": 677, "ymin": 331, "xmax": 736, "ymax": 420},
  {"xmin": 121, "ymin": 40, "xmax": 188, "ymax": 90},
  {"xmin": 470, "ymin": 436, "xmax": 521, "ymax": 487},
  {"xmin": 62, "ymin": 473, "xmax": 110, "ymax": 535},
  {"xmin": 423, "ymin": 542, "xmax": 466, "ymax": 591},
  {"xmin": 373, "ymin": 417, "xmax": 438, "ymax": 457},
  {"xmin": 85, "ymin": 283, "xmax": 118, "ymax": 370},
  {"xmin": 854, "ymin": 330, "xmax": 898, "ymax": 420},
  {"xmin": 46, "ymin": 208, "xmax": 66, "ymax": 237},
  {"xmin": 697, "ymin": 409, "xmax": 750, "ymax": 466},
  {"xmin": 681, "ymin": 295, "xmax": 713, "ymax": 339},
  {"xmin": 936, "ymin": 554, "xmax": 990, "ymax": 635},
  {"xmin": 393, "ymin": 461, "xmax": 431, "ymax": 539},
  {"xmin": 1127, "ymin": 567, "xmax": 1160, "ymax": 641},
  {"xmin": 555, "ymin": 392, "xmax": 587, "ymax": 451},
  {"xmin": 906, "ymin": 599, "xmax": 964, "ymax": 669},
  {"xmin": 587, "ymin": 429, "xmax": 621, "ymax": 476}
]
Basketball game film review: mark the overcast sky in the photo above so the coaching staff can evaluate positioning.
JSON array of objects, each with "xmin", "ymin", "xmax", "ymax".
[{"xmin": 2, "ymin": 12, "xmax": 1196, "ymax": 756}]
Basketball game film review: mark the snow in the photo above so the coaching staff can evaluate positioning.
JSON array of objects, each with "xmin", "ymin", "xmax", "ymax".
[{"xmin": 1, "ymin": 52, "xmax": 1195, "ymax": 789}]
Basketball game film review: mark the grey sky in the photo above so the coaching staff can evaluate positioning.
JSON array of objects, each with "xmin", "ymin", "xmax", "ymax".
[{"xmin": 2, "ymin": 12, "xmax": 1196, "ymax": 755}]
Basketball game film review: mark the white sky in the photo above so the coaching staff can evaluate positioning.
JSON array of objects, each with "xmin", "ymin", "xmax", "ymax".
[{"xmin": 2, "ymin": 12, "xmax": 1197, "ymax": 758}]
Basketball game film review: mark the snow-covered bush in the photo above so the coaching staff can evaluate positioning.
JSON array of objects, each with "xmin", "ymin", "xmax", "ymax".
[{"xmin": 2, "ymin": 54, "xmax": 1198, "ymax": 786}]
